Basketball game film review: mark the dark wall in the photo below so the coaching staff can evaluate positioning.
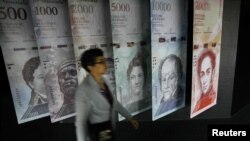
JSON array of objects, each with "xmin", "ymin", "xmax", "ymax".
[{"xmin": 232, "ymin": 0, "xmax": 250, "ymax": 114}]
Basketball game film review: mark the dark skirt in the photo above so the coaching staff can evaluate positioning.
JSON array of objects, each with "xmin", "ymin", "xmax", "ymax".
[{"xmin": 88, "ymin": 121, "xmax": 114, "ymax": 141}]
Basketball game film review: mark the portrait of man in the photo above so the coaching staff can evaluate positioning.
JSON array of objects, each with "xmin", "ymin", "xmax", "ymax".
[
  {"xmin": 193, "ymin": 50, "xmax": 216, "ymax": 113},
  {"xmin": 56, "ymin": 59, "xmax": 78, "ymax": 118},
  {"xmin": 155, "ymin": 54, "xmax": 184, "ymax": 116},
  {"xmin": 21, "ymin": 57, "xmax": 48, "ymax": 119}
]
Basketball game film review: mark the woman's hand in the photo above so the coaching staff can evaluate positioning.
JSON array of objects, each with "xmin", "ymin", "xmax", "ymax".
[{"xmin": 128, "ymin": 118, "xmax": 139, "ymax": 130}]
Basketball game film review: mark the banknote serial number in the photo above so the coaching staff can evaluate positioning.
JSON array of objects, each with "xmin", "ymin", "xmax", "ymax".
[
  {"xmin": 34, "ymin": 6, "xmax": 58, "ymax": 15},
  {"xmin": 70, "ymin": 5, "xmax": 94, "ymax": 14},
  {"xmin": 111, "ymin": 2, "xmax": 130, "ymax": 12},
  {"xmin": 151, "ymin": 1, "xmax": 171, "ymax": 11},
  {"xmin": 194, "ymin": 0, "xmax": 210, "ymax": 11},
  {"xmin": 0, "ymin": 6, "xmax": 27, "ymax": 20}
]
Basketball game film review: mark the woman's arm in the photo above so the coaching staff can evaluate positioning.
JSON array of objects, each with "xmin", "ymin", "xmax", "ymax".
[
  {"xmin": 75, "ymin": 93, "xmax": 91, "ymax": 141},
  {"xmin": 114, "ymin": 100, "xmax": 139, "ymax": 129}
]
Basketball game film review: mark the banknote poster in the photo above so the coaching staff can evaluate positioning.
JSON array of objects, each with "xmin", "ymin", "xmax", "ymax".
[
  {"xmin": 68, "ymin": 0, "xmax": 114, "ymax": 86},
  {"xmin": 0, "ymin": 0, "xmax": 49, "ymax": 124},
  {"xmin": 151, "ymin": 0, "xmax": 187, "ymax": 121},
  {"xmin": 29, "ymin": 0, "xmax": 77, "ymax": 122},
  {"xmin": 110, "ymin": 0, "xmax": 151, "ymax": 120},
  {"xmin": 191, "ymin": 0, "xmax": 223, "ymax": 118}
]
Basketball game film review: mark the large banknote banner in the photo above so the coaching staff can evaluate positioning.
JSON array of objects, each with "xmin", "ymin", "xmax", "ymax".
[
  {"xmin": 68, "ymin": 0, "xmax": 114, "ymax": 86},
  {"xmin": 0, "ymin": 0, "xmax": 49, "ymax": 124},
  {"xmin": 110, "ymin": 0, "xmax": 151, "ymax": 120},
  {"xmin": 29, "ymin": 0, "xmax": 77, "ymax": 122},
  {"xmin": 191, "ymin": 0, "xmax": 223, "ymax": 118},
  {"xmin": 151, "ymin": 0, "xmax": 187, "ymax": 121}
]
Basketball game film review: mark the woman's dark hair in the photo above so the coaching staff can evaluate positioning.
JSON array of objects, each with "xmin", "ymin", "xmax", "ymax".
[{"xmin": 80, "ymin": 48, "xmax": 104, "ymax": 72}]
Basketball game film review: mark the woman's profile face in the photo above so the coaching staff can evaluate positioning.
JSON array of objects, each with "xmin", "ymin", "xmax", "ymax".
[
  {"xmin": 129, "ymin": 66, "xmax": 144, "ymax": 95},
  {"xmin": 89, "ymin": 56, "xmax": 107, "ymax": 75}
]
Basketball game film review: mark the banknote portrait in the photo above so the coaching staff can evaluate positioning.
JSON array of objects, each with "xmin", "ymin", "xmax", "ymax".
[
  {"xmin": 0, "ymin": 0, "xmax": 51, "ymax": 123},
  {"xmin": 151, "ymin": 0, "xmax": 188, "ymax": 121},
  {"xmin": 192, "ymin": 50, "xmax": 216, "ymax": 113},
  {"xmin": 105, "ymin": 58, "xmax": 116, "ymax": 91},
  {"xmin": 30, "ymin": 0, "xmax": 78, "ymax": 122},
  {"xmin": 127, "ymin": 54, "xmax": 145, "ymax": 103},
  {"xmin": 154, "ymin": 54, "xmax": 184, "ymax": 116},
  {"xmin": 125, "ymin": 53, "xmax": 150, "ymax": 113},
  {"xmin": 21, "ymin": 57, "xmax": 48, "ymax": 119},
  {"xmin": 110, "ymin": 0, "xmax": 151, "ymax": 120},
  {"xmin": 55, "ymin": 59, "xmax": 78, "ymax": 118},
  {"xmin": 191, "ymin": 0, "xmax": 223, "ymax": 118},
  {"xmin": 68, "ymin": 0, "xmax": 113, "ymax": 84}
]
